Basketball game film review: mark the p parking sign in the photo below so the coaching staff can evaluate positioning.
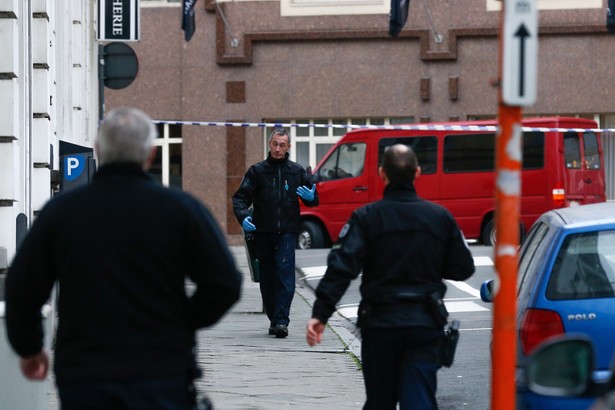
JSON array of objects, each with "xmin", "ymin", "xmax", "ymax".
[
  {"xmin": 60, "ymin": 141, "xmax": 95, "ymax": 192},
  {"xmin": 64, "ymin": 155, "xmax": 86, "ymax": 181}
]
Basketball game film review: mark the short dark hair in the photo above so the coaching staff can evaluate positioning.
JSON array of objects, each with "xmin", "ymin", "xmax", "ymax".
[{"xmin": 381, "ymin": 144, "xmax": 419, "ymax": 184}]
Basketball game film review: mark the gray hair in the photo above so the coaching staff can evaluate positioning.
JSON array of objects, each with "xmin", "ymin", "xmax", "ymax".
[
  {"xmin": 96, "ymin": 107, "xmax": 157, "ymax": 166},
  {"xmin": 270, "ymin": 128, "xmax": 291, "ymax": 144}
]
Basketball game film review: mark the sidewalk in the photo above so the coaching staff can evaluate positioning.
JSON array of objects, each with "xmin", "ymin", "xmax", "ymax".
[
  {"xmin": 45, "ymin": 246, "xmax": 365, "ymax": 409},
  {"xmin": 193, "ymin": 246, "xmax": 365, "ymax": 409}
]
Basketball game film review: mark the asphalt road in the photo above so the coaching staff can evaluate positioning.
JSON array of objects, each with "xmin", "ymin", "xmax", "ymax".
[{"xmin": 296, "ymin": 244, "xmax": 495, "ymax": 410}]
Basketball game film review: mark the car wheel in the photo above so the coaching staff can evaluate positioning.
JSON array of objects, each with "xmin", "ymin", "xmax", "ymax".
[
  {"xmin": 297, "ymin": 221, "xmax": 324, "ymax": 249},
  {"xmin": 481, "ymin": 219, "xmax": 525, "ymax": 247},
  {"xmin": 482, "ymin": 219, "xmax": 496, "ymax": 246}
]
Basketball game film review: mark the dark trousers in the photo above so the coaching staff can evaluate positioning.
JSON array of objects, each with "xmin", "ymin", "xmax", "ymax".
[
  {"xmin": 254, "ymin": 232, "xmax": 296, "ymax": 326},
  {"xmin": 58, "ymin": 374, "xmax": 196, "ymax": 410},
  {"xmin": 361, "ymin": 326, "xmax": 442, "ymax": 410}
]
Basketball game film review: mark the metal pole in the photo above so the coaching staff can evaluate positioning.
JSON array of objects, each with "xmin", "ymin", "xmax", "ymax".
[
  {"xmin": 491, "ymin": 1, "xmax": 522, "ymax": 408},
  {"xmin": 98, "ymin": 44, "xmax": 105, "ymax": 121},
  {"xmin": 491, "ymin": 105, "xmax": 521, "ymax": 410}
]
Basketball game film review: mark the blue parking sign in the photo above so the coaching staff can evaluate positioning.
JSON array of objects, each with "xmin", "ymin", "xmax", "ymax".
[{"xmin": 64, "ymin": 155, "xmax": 86, "ymax": 181}]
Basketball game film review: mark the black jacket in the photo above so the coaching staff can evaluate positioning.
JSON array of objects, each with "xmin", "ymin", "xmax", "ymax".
[
  {"xmin": 232, "ymin": 153, "xmax": 318, "ymax": 232},
  {"xmin": 312, "ymin": 182, "xmax": 475, "ymax": 328},
  {"xmin": 5, "ymin": 163, "xmax": 243, "ymax": 386}
]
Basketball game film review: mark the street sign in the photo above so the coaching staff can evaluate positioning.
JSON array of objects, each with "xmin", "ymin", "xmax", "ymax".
[
  {"xmin": 59, "ymin": 141, "xmax": 95, "ymax": 192},
  {"xmin": 103, "ymin": 42, "xmax": 139, "ymax": 90},
  {"xmin": 502, "ymin": 0, "xmax": 538, "ymax": 107},
  {"xmin": 63, "ymin": 155, "xmax": 86, "ymax": 181},
  {"xmin": 97, "ymin": 0, "xmax": 140, "ymax": 41}
]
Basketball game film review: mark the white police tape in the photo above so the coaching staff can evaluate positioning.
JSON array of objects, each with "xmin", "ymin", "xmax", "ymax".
[{"xmin": 153, "ymin": 120, "xmax": 615, "ymax": 134}]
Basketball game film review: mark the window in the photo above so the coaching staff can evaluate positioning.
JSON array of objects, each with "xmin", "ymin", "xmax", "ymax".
[
  {"xmin": 547, "ymin": 230, "xmax": 615, "ymax": 300},
  {"xmin": 150, "ymin": 124, "xmax": 183, "ymax": 188},
  {"xmin": 317, "ymin": 142, "xmax": 366, "ymax": 181},
  {"xmin": 378, "ymin": 136, "xmax": 437, "ymax": 174},
  {"xmin": 584, "ymin": 132, "xmax": 601, "ymax": 170},
  {"xmin": 141, "ymin": 0, "xmax": 180, "ymax": 6},
  {"xmin": 522, "ymin": 132, "xmax": 545, "ymax": 169},
  {"xmin": 564, "ymin": 132, "xmax": 582, "ymax": 169},
  {"xmin": 281, "ymin": 0, "xmax": 388, "ymax": 17},
  {"xmin": 518, "ymin": 223, "xmax": 550, "ymax": 293},
  {"xmin": 444, "ymin": 133, "xmax": 495, "ymax": 172},
  {"xmin": 443, "ymin": 132, "xmax": 545, "ymax": 173}
]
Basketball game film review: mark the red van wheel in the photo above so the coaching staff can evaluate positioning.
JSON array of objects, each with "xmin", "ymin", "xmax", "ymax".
[
  {"xmin": 482, "ymin": 220, "xmax": 525, "ymax": 246},
  {"xmin": 297, "ymin": 221, "xmax": 324, "ymax": 249},
  {"xmin": 482, "ymin": 219, "xmax": 496, "ymax": 246}
]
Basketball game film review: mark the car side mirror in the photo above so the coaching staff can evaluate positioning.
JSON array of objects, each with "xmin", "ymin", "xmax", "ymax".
[
  {"xmin": 307, "ymin": 166, "xmax": 320, "ymax": 182},
  {"xmin": 480, "ymin": 280, "xmax": 495, "ymax": 302},
  {"xmin": 526, "ymin": 335, "xmax": 594, "ymax": 397}
]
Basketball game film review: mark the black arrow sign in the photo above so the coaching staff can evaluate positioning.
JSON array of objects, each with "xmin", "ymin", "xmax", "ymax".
[{"xmin": 514, "ymin": 24, "xmax": 530, "ymax": 97}]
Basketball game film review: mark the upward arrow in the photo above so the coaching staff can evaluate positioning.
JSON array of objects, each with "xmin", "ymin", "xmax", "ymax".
[{"xmin": 514, "ymin": 24, "xmax": 530, "ymax": 97}]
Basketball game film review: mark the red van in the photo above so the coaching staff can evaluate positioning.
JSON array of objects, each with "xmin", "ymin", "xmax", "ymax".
[{"xmin": 298, "ymin": 117, "xmax": 606, "ymax": 248}]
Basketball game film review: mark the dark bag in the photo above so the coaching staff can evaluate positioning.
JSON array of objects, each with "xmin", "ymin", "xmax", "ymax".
[
  {"xmin": 427, "ymin": 291, "xmax": 449, "ymax": 327},
  {"xmin": 189, "ymin": 366, "xmax": 215, "ymax": 410},
  {"xmin": 195, "ymin": 396, "xmax": 214, "ymax": 410},
  {"xmin": 439, "ymin": 320, "xmax": 460, "ymax": 368}
]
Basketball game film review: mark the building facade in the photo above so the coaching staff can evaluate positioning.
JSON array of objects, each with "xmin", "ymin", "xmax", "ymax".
[
  {"xmin": 106, "ymin": 0, "xmax": 615, "ymax": 245},
  {"xmin": 2, "ymin": 1, "xmax": 614, "ymax": 263},
  {"xmin": 0, "ymin": 0, "xmax": 99, "ymax": 271}
]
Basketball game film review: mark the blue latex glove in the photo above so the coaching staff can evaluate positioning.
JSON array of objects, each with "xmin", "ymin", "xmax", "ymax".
[
  {"xmin": 296, "ymin": 185, "xmax": 316, "ymax": 201},
  {"xmin": 242, "ymin": 216, "xmax": 256, "ymax": 232}
]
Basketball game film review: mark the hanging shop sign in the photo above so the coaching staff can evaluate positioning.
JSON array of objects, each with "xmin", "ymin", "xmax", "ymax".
[{"xmin": 98, "ymin": 0, "xmax": 140, "ymax": 41}]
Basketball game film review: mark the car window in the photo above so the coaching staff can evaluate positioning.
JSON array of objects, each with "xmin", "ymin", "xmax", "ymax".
[
  {"xmin": 546, "ymin": 230, "xmax": 615, "ymax": 300},
  {"xmin": 564, "ymin": 132, "xmax": 582, "ymax": 169},
  {"xmin": 518, "ymin": 222, "xmax": 551, "ymax": 293},
  {"xmin": 379, "ymin": 136, "xmax": 437, "ymax": 174},
  {"xmin": 317, "ymin": 142, "xmax": 366, "ymax": 181},
  {"xmin": 444, "ymin": 133, "xmax": 495, "ymax": 172},
  {"xmin": 583, "ymin": 132, "xmax": 601, "ymax": 170},
  {"xmin": 522, "ymin": 132, "xmax": 545, "ymax": 170}
]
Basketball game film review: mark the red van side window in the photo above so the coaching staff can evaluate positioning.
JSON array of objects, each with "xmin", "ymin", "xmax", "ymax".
[
  {"xmin": 378, "ymin": 137, "xmax": 437, "ymax": 174},
  {"xmin": 584, "ymin": 132, "xmax": 601, "ymax": 170},
  {"xmin": 564, "ymin": 132, "xmax": 582, "ymax": 169}
]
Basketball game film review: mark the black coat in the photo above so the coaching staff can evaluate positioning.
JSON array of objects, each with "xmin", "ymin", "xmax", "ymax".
[
  {"xmin": 232, "ymin": 153, "xmax": 318, "ymax": 233},
  {"xmin": 312, "ymin": 182, "xmax": 475, "ymax": 328},
  {"xmin": 5, "ymin": 163, "xmax": 242, "ymax": 386}
]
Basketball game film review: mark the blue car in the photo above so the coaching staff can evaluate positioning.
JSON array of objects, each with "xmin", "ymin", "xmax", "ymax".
[{"xmin": 481, "ymin": 202, "xmax": 615, "ymax": 409}]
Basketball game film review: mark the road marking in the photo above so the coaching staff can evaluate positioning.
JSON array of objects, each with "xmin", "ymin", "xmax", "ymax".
[
  {"xmin": 445, "ymin": 301, "xmax": 489, "ymax": 313},
  {"xmin": 302, "ymin": 266, "xmax": 327, "ymax": 280},
  {"xmin": 336, "ymin": 305, "xmax": 359, "ymax": 320},
  {"xmin": 446, "ymin": 280, "xmax": 481, "ymax": 298},
  {"xmin": 335, "ymin": 299, "xmax": 488, "ymax": 321},
  {"xmin": 301, "ymin": 256, "xmax": 493, "ymax": 282},
  {"xmin": 473, "ymin": 256, "xmax": 494, "ymax": 266}
]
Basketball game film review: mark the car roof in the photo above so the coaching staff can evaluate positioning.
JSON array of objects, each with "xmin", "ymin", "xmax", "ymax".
[
  {"xmin": 539, "ymin": 202, "xmax": 615, "ymax": 230},
  {"xmin": 343, "ymin": 116, "xmax": 597, "ymax": 138}
]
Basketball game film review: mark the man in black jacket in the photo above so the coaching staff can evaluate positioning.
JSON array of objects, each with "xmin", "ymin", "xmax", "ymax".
[
  {"xmin": 306, "ymin": 144, "xmax": 475, "ymax": 409},
  {"xmin": 233, "ymin": 128, "xmax": 318, "ymax": 338},
  {"xmin": 5, "ymin": 107, "xmax": 243, "ymax": 410}
]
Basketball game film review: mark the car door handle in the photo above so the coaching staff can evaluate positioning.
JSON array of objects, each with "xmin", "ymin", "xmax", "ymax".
[
  {"xmin": 353, "ymin": 186, "xmax": 368, "ymax": 192},
  {"xmin": 584, "ymin": 178, "xmax": 592, "ymax": 184}
]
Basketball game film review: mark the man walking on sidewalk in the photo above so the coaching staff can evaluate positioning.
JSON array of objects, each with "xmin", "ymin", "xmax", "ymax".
[
  {"xmin": 233, "ymin": 128, "xmax": 318, "ymax": 338},
  {"xmin": 306, "ymin": 144, "xmax": 475, "ymax": 409},
  {"xmin": 5, "ymin": 107, "xmax": 242, "ymax": 410}
]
